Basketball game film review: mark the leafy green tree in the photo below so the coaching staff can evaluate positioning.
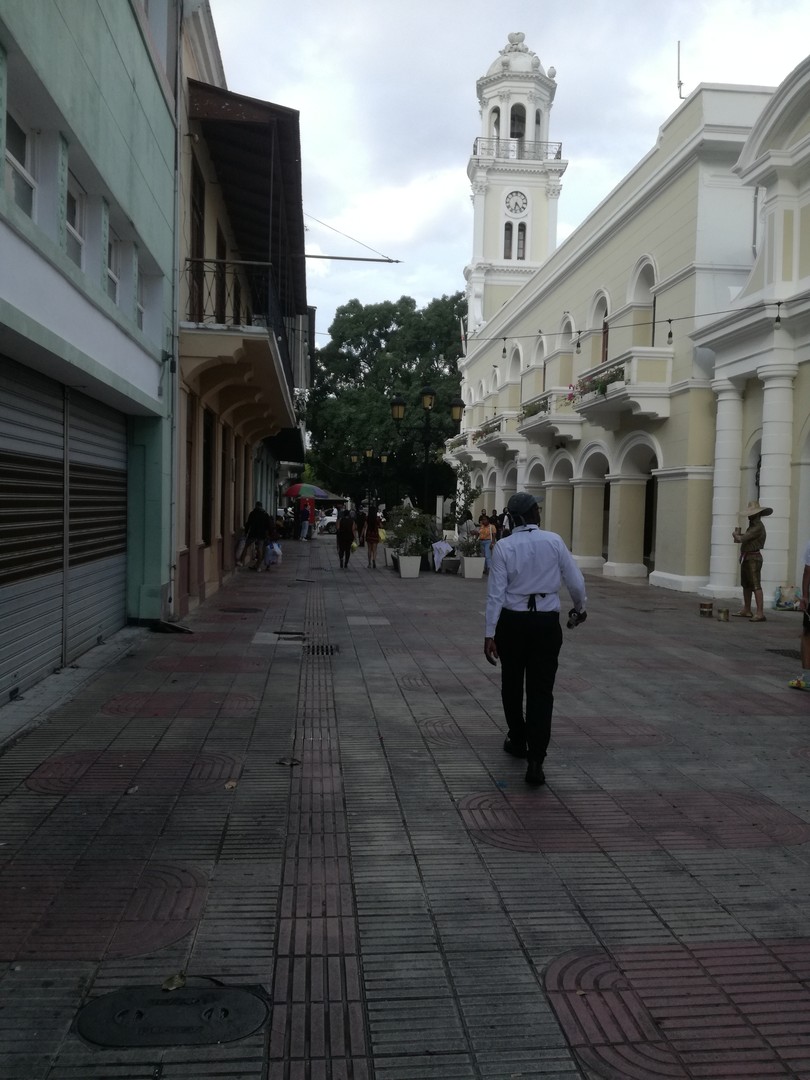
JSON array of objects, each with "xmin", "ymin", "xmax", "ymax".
[{"xmin": 306, "ymin": 292, "xmax": 465, "ymax": 509}]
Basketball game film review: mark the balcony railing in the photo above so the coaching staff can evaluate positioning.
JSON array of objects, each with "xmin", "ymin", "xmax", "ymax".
[
  {"xmin": 472, "ymin": 137, "xmax": 562, "ymax": 162},
  {"xmin": 184, "ymin": 258, "xmax": 293, "ymax": 390}
]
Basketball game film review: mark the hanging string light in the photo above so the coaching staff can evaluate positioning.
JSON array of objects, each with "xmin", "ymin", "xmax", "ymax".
[
  {"xmin": 774, "ymin": 302, "xmax": 782, "ymax": 328},
  {"xmin": 666, "ymin": 320, "xmax": 673, "ymax": 345},
  {"xmin": 575, "ymin": 333, "xmax": 581, "ymax": 354}
]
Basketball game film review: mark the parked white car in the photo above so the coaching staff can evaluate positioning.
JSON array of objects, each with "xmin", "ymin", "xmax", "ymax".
[{"xmin": 316, "ymin": 509, "xmax": 340, "ymax": 534}]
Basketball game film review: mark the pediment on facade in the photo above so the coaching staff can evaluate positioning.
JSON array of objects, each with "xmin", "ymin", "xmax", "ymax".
[{"xmin": 736, "ymin": 54, "xmax": 810, "ymax": 180}]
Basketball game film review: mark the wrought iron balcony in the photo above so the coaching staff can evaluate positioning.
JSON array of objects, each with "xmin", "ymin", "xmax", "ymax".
[
  {"xmin": 183, "ymin": 258, "xmax": 293, "ymax": 387},
  {"xmin": 472, "ymin": 137, "xmax": 563, "ymax": 162}
]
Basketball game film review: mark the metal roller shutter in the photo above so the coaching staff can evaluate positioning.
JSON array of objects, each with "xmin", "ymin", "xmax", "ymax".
[
  {"xmin": 0, "ymin": 357, "xmax": 128, "ymax": 701},
  {"xmin": 0, "ymin": 360, "xmax": 65, "ymax": 698},
  {"xmin": 65, "ymin": 393, "xmax": 127, "ymax": 663}
]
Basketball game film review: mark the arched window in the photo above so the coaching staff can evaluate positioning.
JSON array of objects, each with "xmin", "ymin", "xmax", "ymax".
[
  {"xmin": 517, "ymin": 223, "xmax": 526, "ymax": 260},
  {"xmin": 591, "ymin": 295, "xmax": 609, "ymax": 364},
  {"xmin": 503, "ymin": 222, "xmax": 513, "ymax": 260},
  {"xmin": 510, "ymin": 104, "xmax": 526, "ymax": 139},
  {"xmin": 489, "ymin": 107, "xmax": 500, "ymax": 140}
]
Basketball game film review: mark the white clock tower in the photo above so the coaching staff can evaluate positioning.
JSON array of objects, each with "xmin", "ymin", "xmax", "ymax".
[{"xmin": 465, "ymin": 32, "xmax": 567, "ymax": 329}]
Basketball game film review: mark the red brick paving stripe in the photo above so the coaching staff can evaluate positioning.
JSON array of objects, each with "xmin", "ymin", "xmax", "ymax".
[
  {"xmin": 147, "ymin": 655, "xmax": 268, "ymax": 672},
  {"xmin": 459, "ymin": 790, "xmax": 810, "ymax": 853},
  {"xmin": 0, "ymin": 861, "xmax": 207, "ymax": 961},
  {"xmin": 25, "ymin": 748, "xmax": 242, "ymax": 794},
  {"xmin": 554, "ymin": 717, "xmax": 674, "ymax": 747},
  {"xmin": 100, "ymin": 691, "xmax": 258, "ymax": 716},
  {"xmin": 545, "ymin": 941, "xmax": 810, "ymax": 1079},
  {"xmin": 576, "ymin": 1042, "xmax": 687, "ymax": 1079}
]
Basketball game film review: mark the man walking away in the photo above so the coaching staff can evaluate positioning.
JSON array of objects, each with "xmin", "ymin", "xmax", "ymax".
[
  {"xmin": 484, "ymin": 492, "xmax": 586, "ymax": 787},
  {"xmin": 789, "ymin": 539, "xmax": 810, "ymax": 690},
  {"xmin": 241, "ymin": 501, "xmax": 272, "ymax": 567}
]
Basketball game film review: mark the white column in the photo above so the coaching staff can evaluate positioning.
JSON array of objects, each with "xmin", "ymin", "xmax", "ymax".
[
  {"xmin": 471, "ymin": 179, "xmax": 487, "ymax": 261},
  {"xmin": 704, "ymin": 378, "xmax": 743, "ymax": 597},
  {"xmin": 546, "ymin": 180, "xmax": 561, "ymax": 254},
  {"xmin": 515, "ymin": 454, "xmax": 527, "ymax": 491},
  {"xmin": 758, "ymin": 361, "xmax": 797, "ymax": 595}
]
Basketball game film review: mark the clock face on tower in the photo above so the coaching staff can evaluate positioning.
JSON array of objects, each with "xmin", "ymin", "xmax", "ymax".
[{"xmin": 505, "ymin": 190, "xmax": 528, "ymax": 215}]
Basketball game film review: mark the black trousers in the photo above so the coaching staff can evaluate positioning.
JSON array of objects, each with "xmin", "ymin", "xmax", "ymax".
[{"xmin": 494, "ymin": 609, "xmax": 563, "ymax": 761}]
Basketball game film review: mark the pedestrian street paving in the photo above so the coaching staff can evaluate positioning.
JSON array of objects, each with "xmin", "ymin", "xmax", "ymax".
[{"xmin": 0, "ymin": 534, "xmax": 809, "ymax": 1080}]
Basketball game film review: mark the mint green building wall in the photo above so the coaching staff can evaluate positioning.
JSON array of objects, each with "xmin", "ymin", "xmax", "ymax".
[{"xmin": 0, "ymin": 0, "xmax": 178, "ymax": 621}]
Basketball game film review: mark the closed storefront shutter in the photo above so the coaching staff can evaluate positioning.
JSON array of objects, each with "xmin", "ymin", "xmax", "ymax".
[
  {"xmin": 66, "ymin": 392, "xmax": 127, "ymax": 663},
  {"xmin": 0, "ymin": 361, "xmax": 65, "ymax": 697},
  {"xmin": 0, "ymin": 357, "xmax": 128, "ymax": 700}
]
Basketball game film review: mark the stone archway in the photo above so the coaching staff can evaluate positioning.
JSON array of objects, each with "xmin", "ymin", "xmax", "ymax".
[
  {"xmin": 573, "ymin": 447, "xmax": 610, "ymax": 569},
  {"xmin": 606, "ymin": 439, "xmax": 659, "ymax": 578},
  {"xmin": 544, "ymin": 453, "xmax": 575, "ymax": 546}
]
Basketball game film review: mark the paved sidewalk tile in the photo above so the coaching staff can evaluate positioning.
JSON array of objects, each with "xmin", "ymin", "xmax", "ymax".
[{"xmin": 0, "ymin": 539, "xmax": 808, "ymax": 1079}]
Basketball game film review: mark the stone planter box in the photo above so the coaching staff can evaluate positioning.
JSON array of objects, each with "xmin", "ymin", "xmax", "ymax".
[
  {"xmin": 461, "ymin": 556, "xmax": 486, "ymax": 579},
  {"xmin": 393, "ymin": 554, "xmax": 421, "ymax": 578}
]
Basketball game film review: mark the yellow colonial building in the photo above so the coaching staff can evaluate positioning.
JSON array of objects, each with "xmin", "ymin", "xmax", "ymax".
[{"xmin": 447, "ymin": 33, "xmax": 810, "ymax": 603}]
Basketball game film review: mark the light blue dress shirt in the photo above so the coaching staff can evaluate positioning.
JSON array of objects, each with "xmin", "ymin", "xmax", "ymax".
[{"xmin": 485, "ymin": 525, "xmax": 587, "ymax": 637}]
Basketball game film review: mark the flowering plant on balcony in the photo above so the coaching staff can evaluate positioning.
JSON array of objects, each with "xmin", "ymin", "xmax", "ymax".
[
  {"xmin": 566, "ymin": 365, "xmax": 626, "ymax": 402},
  {"xmin": 521, "ymin": 398, "xmax": 551, "ymax": 420},
  {"xmin": 472, "ymin": 418, "xmax": 502, "ymax": 443}
]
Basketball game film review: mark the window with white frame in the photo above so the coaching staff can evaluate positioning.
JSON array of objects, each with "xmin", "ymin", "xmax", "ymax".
[
  {"xmin": 66, "ymin": 173, "xmax": 86, "ymax": 267},
  {"xmin": 106, "ymin": 228, "xmax": 121, "ymax": 303},
  {"xmin": 4, "ymin": 111, "xmax": 36, "ymax": 217}
]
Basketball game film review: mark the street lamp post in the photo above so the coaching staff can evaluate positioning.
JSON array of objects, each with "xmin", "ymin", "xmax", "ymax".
[
  {"xmin": 419, "ymin": 385, "xmax": 436, "ymax": 513},
  {"xmin": 389, "ymin": 388, "xmax": 465, "ymax": 513}
]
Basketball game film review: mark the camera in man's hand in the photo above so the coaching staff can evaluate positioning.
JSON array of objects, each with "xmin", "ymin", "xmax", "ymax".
[{"xmin": 566, "ymin": 608, "xmax": 587, "ymax": 629}]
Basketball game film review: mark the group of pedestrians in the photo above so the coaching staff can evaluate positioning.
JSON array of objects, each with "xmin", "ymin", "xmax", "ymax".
[
  {"xmin": 475, "ymin": 507, "xmax": 515, "ymax": 572},
  {"xmin": 336, "ymin": 504, "xmax": 382, "ymax": 569}
]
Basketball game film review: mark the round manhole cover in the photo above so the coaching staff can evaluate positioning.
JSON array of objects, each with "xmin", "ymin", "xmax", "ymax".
[{"xmin": 76, "ymin": 984, "xmax": 269, "ymax": 1046}]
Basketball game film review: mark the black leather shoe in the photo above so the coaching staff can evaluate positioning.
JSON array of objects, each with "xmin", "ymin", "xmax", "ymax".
[
  {"xmin": 525, "ymin": 760, "xmax": 545, "ymax": 786},
  {"xmin": 503, "ymin": 738, "xmax": 527, "ymax": 759}
]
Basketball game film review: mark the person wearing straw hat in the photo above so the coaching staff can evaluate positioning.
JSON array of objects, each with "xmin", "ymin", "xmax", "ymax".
[{"xmin": 732, "ymin": 500, "xmax": 773, "ymax": 622}]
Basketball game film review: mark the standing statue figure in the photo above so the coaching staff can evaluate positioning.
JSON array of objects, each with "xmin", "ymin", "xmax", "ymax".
[{"xmin": 732, "ymin": 500, "xmax": 772, "ymax": 623}]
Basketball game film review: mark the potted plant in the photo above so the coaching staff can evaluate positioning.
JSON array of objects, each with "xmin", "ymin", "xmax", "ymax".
[
  {"xmin": 386, "ymin": 506, "xmax": 435, "ymax": 578},
  {"xmin": 456, "ymin": 532, "xmax": 486, "ymax": 578}
]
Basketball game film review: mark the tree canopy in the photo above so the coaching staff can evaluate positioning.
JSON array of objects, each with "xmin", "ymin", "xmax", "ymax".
[{"xmin": 305, "ymin": 292, "xmax": 466, "ymax": 509}]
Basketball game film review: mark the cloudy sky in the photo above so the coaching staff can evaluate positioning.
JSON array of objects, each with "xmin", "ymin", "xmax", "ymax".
[{"xmin": 207, "ymin": 0, "xmax": 808, "ymax": 344}]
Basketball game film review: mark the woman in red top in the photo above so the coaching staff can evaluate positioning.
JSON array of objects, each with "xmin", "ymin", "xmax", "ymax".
[{"xmin": 363, "ymin": 505, "xmax": 381, "ymax": 568}]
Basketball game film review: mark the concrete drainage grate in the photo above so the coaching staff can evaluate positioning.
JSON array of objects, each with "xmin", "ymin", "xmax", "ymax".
[
  {"xmin": 305, "ymin": 643, "xmax": 338, "ymax": 655},
  {"xmin": 768, "ymin": 648, "xmax": 802, "ymax": 661}
]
